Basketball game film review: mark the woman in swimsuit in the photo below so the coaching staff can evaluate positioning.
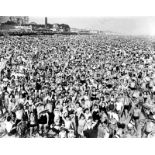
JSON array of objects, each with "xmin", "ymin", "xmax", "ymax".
[
  {"xmin": 78, "ymin": 114, "xmax": 86, "ymax": 137},
  {"xmin": 29, "ymin": 111, "xmax": 37, "ymax": 137},
  {"xmin": 37, "ymin": 103, "xmax": 49, "ymax": 136}
]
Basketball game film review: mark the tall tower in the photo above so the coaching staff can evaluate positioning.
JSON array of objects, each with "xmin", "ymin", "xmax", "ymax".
[{"xmin": 45, "ymin": 17, "xmax": 47, "ymax": 29}]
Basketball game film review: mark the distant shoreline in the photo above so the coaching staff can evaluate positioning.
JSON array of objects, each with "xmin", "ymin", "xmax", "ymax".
[{"xmin": 0, "ymin": 31, "xmax": 81, "ymax": 36}]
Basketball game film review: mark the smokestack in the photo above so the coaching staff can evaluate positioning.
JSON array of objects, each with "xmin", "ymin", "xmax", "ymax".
[{"xmin": 45, "ymin": 17, "xmax": 47, "ymax": 28}]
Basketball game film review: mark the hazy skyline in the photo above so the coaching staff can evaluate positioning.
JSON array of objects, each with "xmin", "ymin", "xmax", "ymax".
[{"xmin": 29, "ymin": 16, "xmax": 155, "ymax": 35}]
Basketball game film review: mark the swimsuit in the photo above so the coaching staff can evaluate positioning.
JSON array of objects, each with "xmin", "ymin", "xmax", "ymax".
[{"xmin": 38, "ymin": 114, "xmax": 47, "ymax": 124}]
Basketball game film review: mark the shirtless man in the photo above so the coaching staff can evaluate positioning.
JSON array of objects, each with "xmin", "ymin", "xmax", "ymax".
[
  {"xmin": 15, "ymin": 104, "xmax": 24, "ymax": 126},
  {"xmin": 37, "ymin": 103, "xmax": 49, "ymax": 136},
  {"xmin": 132, "ymin": 105, "xmax": 141, "ymax": 129},
  {"xmin": 45, "ymin": 100, "xmax": 54, "ymax": 127}
]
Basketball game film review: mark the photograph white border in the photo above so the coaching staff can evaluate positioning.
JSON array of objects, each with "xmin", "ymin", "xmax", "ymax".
[{"xmin": 0, "ymin": 0, "xmax": 155, "ymax": 155}]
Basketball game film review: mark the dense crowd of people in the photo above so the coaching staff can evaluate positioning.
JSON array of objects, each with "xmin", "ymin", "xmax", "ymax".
[{"xmin": 0, "ymin": 34, "xmax": 155, "ymax": 138}]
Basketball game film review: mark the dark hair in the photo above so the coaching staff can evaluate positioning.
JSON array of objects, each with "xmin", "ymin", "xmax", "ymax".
[
  {"xmin": 76, "ymin": 102, "xmax": 80, "ymax": 106},
  {"xmin": 84, "ymin": 108, "xmax": 89, "ymax": 113},
  {"xmin": 88, "ymin": 116, "xmax": 92, "ymax": 120},
  {"xmin": 79, "ymin": 113, "xmax": 85, "ymax": 119},
  {"xmin": 7, "ymin": 116, "xmax": 11, "ymax": 122}
]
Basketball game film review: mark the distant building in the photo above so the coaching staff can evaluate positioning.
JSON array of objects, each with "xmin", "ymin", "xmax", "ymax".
[
  {"xmin": 45, "ymin": 17, "xmax": 48, "ymax": 28},
  {"xmin": 51, "ymin": 23, "xmax": 59, "ymax": 32},
  {"xmin": 59, "ymin": 24, "xmax": 70, "ymax": 32},
  {"xmin": 29, "ymin": 22, "xmax": 37, "ymax": 25},
  {"xmin": 89, "ymin": 30, "xmax": 99, "ymax": 34},
  {"xmin": 53, "ymin": 23, "xmax": 59, "ymax": 30},
  {"xmin": 14, "ymin": 25, "xmax": 32, "ymax": 31},
  {"xmin": 71, "ymin": 28, "xmax": 90, "ymax": 34},
  {"xmin": 0, "ymin": 17, "xmax": 10, "ymax": 24},
  {"xmin": 9, "ymin": 16, "xmax": 29, "ymax": 25},
  {"xmin": 78, "ymin": 29, "xmax": 90, "ymax": 34},
  {"xmin": 23, "ymin": 17, "xmax": 29, "ymax": 24},
  {"xmin": 79, "ymin": 29, "xmax": 90, "ymax": 32},
  {"xmin": 0, "ymin": 16, "xmax": 29, "ymax": 26},
  {"xmin": 59, "ymin": 28, "xmax": 64, "ymax": 32}
]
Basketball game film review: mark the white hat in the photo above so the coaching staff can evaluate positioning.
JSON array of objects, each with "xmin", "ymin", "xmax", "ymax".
[
  {"xmin": 3, "ymin": 78, "xmax": 8, "ymax": 82},
  {"xmin": 128, "ymin": 123, "xmax": 133, "ymax": 129}
]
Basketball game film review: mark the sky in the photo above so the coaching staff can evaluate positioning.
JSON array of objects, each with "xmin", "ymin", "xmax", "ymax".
[{"xmin": 29, "ymin": 16, "xmax": 155, "ymax": 36}]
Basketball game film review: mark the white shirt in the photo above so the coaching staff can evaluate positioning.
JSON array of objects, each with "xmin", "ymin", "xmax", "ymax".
[
  {"xmin": 108, "ymin": 111, "xmax": 119, "ymax": 121},
  {"xmin": 115, "ymin": 101, "xmax": 123, "ymax": 111},
  {"xmin": 16, "ymin": 110, "xmax": 23, "ymax": 120},
  {"xmin": 85, "ymin": 100, "xmax": 92, "ymax": 108},
  {"xmin": 46, "ymin": 103, "xmax": 52, "ymax": 112},
  {"xmin": 5, "ymin": 121, "xmax": 13, "ymax": 133},
  {"xmin": 64, "ymin": 120, "xmax": 72, "ymax": 130},
  {"xmin": 76, "ymin": 107, "xmax": 83, "ymax": 117}
]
